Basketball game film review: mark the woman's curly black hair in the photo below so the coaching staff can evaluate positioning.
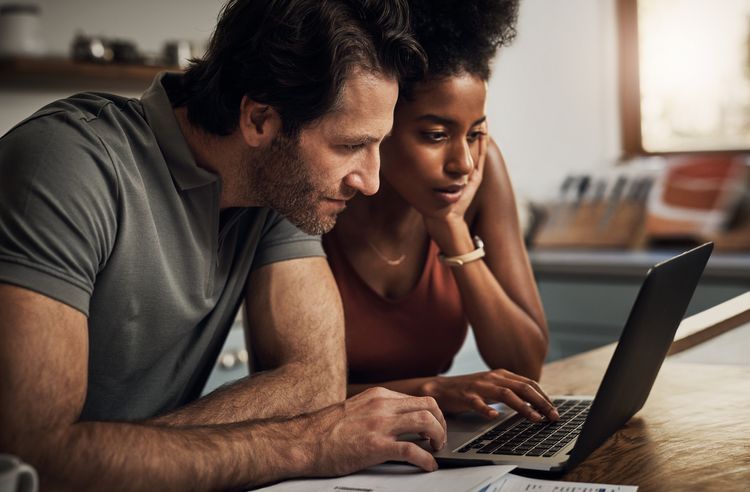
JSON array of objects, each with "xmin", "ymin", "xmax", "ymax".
[{"xmin": 408, "ymin": 0, "xmax": 519, "ymax": 81}]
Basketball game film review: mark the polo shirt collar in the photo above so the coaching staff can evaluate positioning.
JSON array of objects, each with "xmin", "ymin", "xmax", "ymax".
[{"xmin": 141, "ymin": 72, "xmax": 218, "ymax": 191}]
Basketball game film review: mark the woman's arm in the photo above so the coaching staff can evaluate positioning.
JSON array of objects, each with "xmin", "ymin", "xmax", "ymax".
[
  {"xmin": 426, "ymin": 138, "xmax": 548, "ymax": 379},
  {"xmin": 465, "ymin": 138, "xmax": 548, "ymax": 377}
]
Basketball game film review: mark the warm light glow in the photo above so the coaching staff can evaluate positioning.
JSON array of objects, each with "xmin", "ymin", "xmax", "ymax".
[{"xmin": 638, "ymin": 0, "xmax": 750, "ymax": 152}]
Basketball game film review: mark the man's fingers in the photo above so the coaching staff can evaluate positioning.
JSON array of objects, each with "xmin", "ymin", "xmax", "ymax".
[
  {"xmin": 391, "ymin": 395, "xmax": 447, "ymax": 435},
  {"xmin": 390, "ymin": 411, "xmax": 446, "ymax": 451},
  {"xmin": 389, "ymin": 441, "xmax": 438, "ymax": 472}
]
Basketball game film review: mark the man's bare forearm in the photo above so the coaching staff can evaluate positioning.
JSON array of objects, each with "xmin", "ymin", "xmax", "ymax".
[
  {"xmin": 24, "ymin": 417, "xmax": 309, "ymax": 492},
  {"xmin": 150, "ymin": 360, "xmax": 344, "ymax": 427}
]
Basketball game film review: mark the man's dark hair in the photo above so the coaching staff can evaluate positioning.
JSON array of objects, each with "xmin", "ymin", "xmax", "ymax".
[
  {"xmin": 407, "ymin": 0, "xmax": 519, "ymax": 82},
  {"xmin": 179, "ymin": 0, "xmax": 426, "ymax": 136}
]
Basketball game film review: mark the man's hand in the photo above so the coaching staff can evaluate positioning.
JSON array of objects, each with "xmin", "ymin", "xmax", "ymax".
[
  {"xmin": 419, "ymin": 369, "xmax": 559, "ymax": 422},
  {"xmin": 298, "ymin": 387, "xmax": 447, "ymax": 476}
]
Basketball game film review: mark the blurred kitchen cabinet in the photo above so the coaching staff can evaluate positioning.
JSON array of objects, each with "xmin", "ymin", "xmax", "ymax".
[
  {"xmin": 531, "ymin": 249, "xmax": 750, "ymax": 361},
  {"xmin": 202, "ymin": 323, "xmax": 249, "ymax": 396}
]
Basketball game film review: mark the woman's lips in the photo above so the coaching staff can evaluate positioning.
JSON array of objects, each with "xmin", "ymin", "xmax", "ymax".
[{"xmin": 433, "ymin": 184, "xmax": 465, "ymax": 204}]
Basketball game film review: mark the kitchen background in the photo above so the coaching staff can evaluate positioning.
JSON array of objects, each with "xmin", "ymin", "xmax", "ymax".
[
  {"xmin": 0, "ymin": 0, "xmax": 619, "ymax": 201},
  {"xmin": 1, "ymin": 0, "xmax": 748, "ymax": 392}
]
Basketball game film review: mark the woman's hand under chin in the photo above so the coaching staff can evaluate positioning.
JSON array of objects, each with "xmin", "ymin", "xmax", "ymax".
[
  {"xmin": 422, "ymin": 131, "xmax": 488, "ymax": 254},
  {"xmin": 418, "ymin": 368, "xmax": 559, "ymax": 423}
]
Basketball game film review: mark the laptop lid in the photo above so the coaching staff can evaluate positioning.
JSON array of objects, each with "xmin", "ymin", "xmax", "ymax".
[
  {"xmin": 567, "ymin": 242, "xmax": 713, "ymax": 468},
  {"xmin": 433, "ymin": 242, "xmax": 713, "ymax": 471}
]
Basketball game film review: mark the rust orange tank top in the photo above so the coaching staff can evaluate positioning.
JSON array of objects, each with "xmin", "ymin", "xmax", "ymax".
[{"xmin": 323, "ymin": 233, "xmax": 468, "ymax": 384}]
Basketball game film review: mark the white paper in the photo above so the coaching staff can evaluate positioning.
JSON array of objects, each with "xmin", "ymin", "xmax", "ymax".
[
  {"xmin": 485, "ymin": 473, "xmax": 638, "ymax": 492},
  {"xmin": 255, "ymin": 463, "xmax": 516, "ymax": 492}
]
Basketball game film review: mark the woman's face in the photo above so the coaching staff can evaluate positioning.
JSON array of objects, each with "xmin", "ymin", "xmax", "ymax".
[{"xmin": 379, "ymin": 73, "xmax": 487, "ymax": 213}]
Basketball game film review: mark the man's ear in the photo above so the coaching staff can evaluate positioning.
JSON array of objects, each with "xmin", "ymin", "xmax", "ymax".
[{"xmin": 238, "ymin": 95, "xmax": 282, "ymax": 147}]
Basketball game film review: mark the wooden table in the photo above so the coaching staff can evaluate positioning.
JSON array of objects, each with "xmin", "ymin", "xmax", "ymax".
[{"xmin": 540, "ymin": 343, "xmax": 750, "ymax": 490}]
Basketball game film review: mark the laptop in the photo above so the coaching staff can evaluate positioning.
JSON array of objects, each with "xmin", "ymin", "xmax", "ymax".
[{"xmin": 428, "ymin": 242, "xmax": 713, "ymax": 472}]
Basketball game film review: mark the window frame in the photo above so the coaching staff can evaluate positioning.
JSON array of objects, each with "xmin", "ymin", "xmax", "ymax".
[{"xmin": 617, "ymin": 0, "xmax": 750, "ymax": 157}]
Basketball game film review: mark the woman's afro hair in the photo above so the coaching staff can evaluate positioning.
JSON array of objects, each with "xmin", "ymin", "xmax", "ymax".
[{"xmin": 408, "ymin": 0, "xmax": 519, "ymax": 80}]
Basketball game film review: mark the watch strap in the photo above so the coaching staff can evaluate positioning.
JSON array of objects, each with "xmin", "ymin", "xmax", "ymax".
[{"xmin": 438, "ymin": 236, "xmax": 485, "ymax": 267}]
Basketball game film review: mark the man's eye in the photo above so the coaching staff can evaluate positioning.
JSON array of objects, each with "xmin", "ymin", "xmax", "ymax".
[{"xmin": 345, "ymin": 143, "xmax": 366, "ymax": 151}]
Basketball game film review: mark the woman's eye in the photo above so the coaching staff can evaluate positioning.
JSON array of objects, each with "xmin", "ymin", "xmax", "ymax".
[
  {"xmin": 467, "ymin": 130, "xmax": 486, "ymax": 143},
  {"xmin": 421, "ymin": 131, "xmax": 447, "ymax": 143}
]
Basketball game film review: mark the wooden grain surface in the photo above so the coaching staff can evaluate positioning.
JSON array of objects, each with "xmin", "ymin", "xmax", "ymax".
[
  {"xmin": 541, "ymin": 346, "xmax": 750, "ymax": 491},
  {"xmin": 669, "ymin": 292, "xmax": 750, "ymax": 355}
]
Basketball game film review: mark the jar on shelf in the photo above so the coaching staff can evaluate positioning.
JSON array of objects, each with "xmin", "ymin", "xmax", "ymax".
[{"xmin": 0, "ymin": 3, "xmax": 46, "ymax": 58}]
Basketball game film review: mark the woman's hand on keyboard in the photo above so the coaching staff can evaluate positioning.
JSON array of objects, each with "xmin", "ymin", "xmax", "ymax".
[{"xmin": 418, "ymin": 369, "xmax": 560, "ymax": 422}]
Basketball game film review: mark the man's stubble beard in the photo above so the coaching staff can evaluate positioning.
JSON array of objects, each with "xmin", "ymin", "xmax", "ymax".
[{"xmin": 246, "ymin": 132, "xmax": 338, "ymax": 235}]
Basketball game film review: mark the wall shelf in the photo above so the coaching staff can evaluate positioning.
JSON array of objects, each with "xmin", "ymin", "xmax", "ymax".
[{"xmin": 0, "ymin": 57, "xmax": 177, "ymax": 90}]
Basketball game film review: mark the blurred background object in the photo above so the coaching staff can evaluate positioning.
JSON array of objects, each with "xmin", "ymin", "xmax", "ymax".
[
  {"xmin": 162, "ymin": 39, "xmax": 193, "ymax": 69},
  {"xmin": 529, "ymin": 155, "xmax": 750, "ymax": 251},
  {"xmin": 71, "ymin": 34, "xmax": 115, "ymax": 63},
  {"xmin": 0, "ymin": 3, "xmax": 45, "ymax": 58},
  {"xmin": 531, "ymin": 160, "xmax": 660, "ymax": 249},
  {"xmin": 646, "ymin": 155, "xmax": 750, "ymax": 249}
]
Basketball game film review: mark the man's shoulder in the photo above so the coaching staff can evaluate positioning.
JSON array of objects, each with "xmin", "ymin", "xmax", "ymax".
[
  {"xmin": 0, "ymin": 93, "xmax": 149, "ymax": 198},
  {"xmin": 4, "ymin": 92, "xmax": 147, "ymax": 145},
  {"xmin": 0, "ymin": 92, "xmax": 155, "ymax": 177}
]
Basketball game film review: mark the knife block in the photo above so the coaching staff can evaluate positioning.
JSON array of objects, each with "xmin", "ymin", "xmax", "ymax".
[{"xmin": 532, "ymin": 201, "xmax": 647, "ymax": 249}]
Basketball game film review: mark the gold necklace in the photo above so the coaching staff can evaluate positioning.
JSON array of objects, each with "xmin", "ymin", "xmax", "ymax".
[{"xmin": 366, "ymin": 238, "xmax": 406, "ymax": 266}]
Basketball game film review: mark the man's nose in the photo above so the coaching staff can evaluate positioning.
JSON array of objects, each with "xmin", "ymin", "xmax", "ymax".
[{"xmin": 344, "ymin": 150, "xmax": 380, "ymax": 196}]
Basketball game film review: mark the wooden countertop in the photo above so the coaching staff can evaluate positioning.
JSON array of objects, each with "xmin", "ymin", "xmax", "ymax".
[{"xmin": 540, "ymin": 343, "xmax": 750, "ymax": 490}]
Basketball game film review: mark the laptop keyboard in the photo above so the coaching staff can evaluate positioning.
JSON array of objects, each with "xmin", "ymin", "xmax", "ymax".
[{"xmin": 456, "ymin": 398, "xmax": 591, "ymax": 457}]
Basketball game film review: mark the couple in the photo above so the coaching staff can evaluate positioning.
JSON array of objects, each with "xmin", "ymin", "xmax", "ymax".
[{"xmin": 0, "ymin": 0, "xmax": 554, "ymax": 490}]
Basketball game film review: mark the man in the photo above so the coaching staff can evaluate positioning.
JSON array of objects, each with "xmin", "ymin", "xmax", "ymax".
[{"xmin": 0, "ymin": 0, "xmax": 448, "ymax": 490}]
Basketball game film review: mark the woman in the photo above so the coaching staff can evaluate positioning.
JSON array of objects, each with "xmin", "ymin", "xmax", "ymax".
[{"xmin": 323, "ymin": 0, "xmax": 557, "ymax": 423}]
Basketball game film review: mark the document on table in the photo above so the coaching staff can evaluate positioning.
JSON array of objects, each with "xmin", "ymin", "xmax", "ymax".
[
  {"xmin": 484, "ymin": 473, "xmax": 638, "ymax": 492},
  {"xmin": 254, "ymin": 463, "xmax": 516, "ymax": 492}
]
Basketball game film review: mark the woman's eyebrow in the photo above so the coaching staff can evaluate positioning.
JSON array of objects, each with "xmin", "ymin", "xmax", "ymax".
[
  {"xmin": 416, "ymin": 114, "xmax": 487, "ymax": 127},
  {"xmin": 417, "ymin": 114, "xmax": 454, "ymax": 126},
  {"xmin": 472, "ymin": 115, "xmax": 488, "ymax": 126}
]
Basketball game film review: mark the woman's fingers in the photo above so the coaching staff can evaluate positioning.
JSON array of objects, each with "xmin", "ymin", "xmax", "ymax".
[
  {"xmin": 468, "ymin": 395, "xmax": 498, "ymax": 419},
  {"xmin": 467, "ymin": 379, "xmax": 557, "ymax": 422},
  {"xmin": 486, "ymin": 383, "xmax": 558, "ymax": 422},
  {"xmin": 503, "ymin": 379, "xmax": 558, "ymax": 420},
  {"xmin": 490, "ymin": 370, "xmax": 554, "ymax": 405}
]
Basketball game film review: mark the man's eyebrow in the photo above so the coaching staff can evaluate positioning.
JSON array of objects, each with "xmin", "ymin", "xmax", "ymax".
[{"xmin": 417, "ymin": 114, "xmax": 487, "ymax": 127}]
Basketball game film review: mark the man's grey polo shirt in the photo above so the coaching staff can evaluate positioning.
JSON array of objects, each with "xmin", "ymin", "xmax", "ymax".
[{"xmin": 0, "ymin": 74, "xmax": 325, "ymax": 421}]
